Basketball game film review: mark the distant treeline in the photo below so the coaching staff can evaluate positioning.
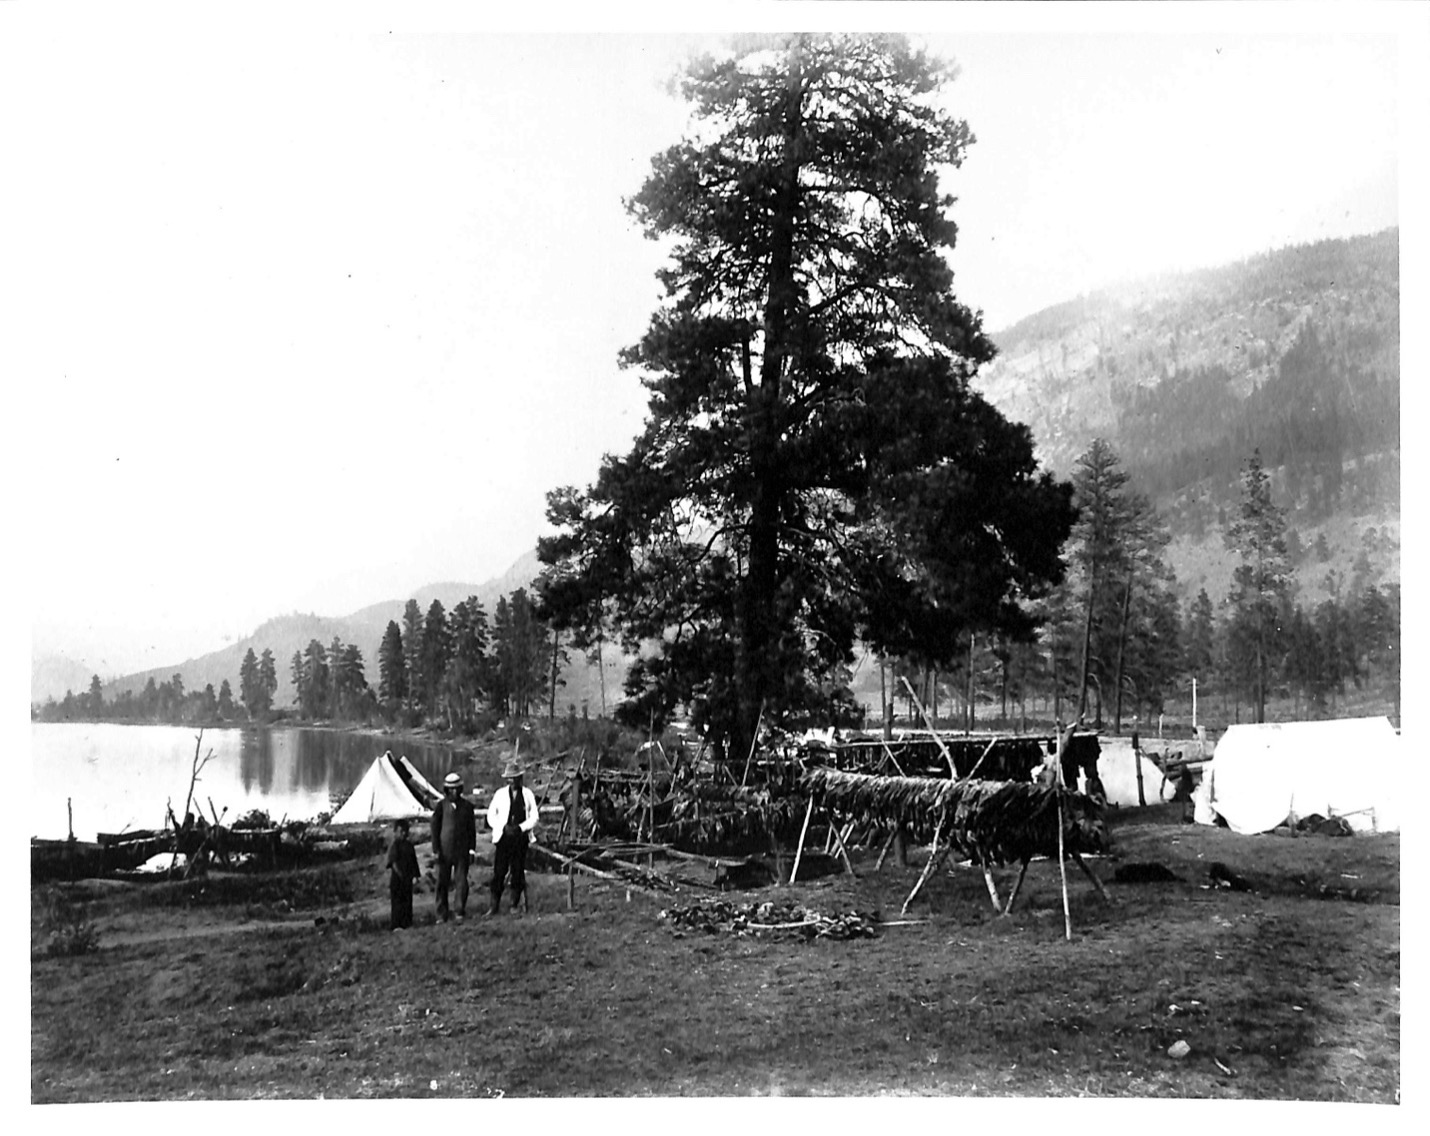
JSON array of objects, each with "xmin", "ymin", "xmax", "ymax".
[
  {"xmin": 32, "ymin": 587, "xmax": 571, "ymax": 731},
  {"xmin": 875, "ymin": 440, "xmax": 1399, "ymax": 735}
]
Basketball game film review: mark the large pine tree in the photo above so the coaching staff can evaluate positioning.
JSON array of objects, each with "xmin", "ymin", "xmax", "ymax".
[{"xmin": 538, "ymin": 34, "xmax": 1072, "ymax": 755}]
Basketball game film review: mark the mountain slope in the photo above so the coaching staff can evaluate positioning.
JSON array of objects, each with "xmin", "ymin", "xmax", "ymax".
[{"xmin": 975, "ymin": 228, "xmax": 1400, "ymax": 604}]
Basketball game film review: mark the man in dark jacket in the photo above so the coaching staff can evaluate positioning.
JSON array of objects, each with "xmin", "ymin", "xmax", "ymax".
[
  {"xmin": 385, "ymin": 818, "xmax": 420, "ymax": 930},
  {"xmin": 430, "ymin": 771, "xmax": 477, "ymax": 922}
]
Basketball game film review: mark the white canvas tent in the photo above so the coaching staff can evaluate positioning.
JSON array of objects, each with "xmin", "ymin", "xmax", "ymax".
[
  {"xmin": 331, "ymin": 752, "xmax": 442, "ymax": 825},
  {"xmin": 1094, "ymin": 738, "xmax": 1164, "ymax": 807},
  {"xmin": 1202, "ymin": 716, "xmax": 1402, "ymax": 835}
]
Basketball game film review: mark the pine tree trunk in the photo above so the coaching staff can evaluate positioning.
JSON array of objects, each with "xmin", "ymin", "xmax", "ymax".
[
  {"xmin": 1077, "ymin": 577, "xmax": 1097, "ymax": 723},
  {"xmin": 1113, "ymin": 569, "xmax": 1134, "ymax": 733},
  {"xmin": 549, "ymin": 631, "xmax": 560, "ymax": 721}
]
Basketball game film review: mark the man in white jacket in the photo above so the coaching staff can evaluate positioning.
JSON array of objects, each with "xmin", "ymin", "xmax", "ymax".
[{"xmin": 487, "ymin": 757, "xmax": 539, "ymax": 914}]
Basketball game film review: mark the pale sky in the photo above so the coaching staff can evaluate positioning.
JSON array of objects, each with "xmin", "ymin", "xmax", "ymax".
[{"xmin": 5, "ymin": 3, "xmax": 1425, "ymax": 678}]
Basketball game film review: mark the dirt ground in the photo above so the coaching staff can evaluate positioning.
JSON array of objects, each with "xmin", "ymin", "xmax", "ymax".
[{"xmin": 31, "ymin": 805, "xmax": 1399, "ymax": 1101}]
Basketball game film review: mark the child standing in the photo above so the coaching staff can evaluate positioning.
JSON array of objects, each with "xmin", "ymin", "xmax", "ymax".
[{"xmin": 386, "ymin": 818, "xmax": 420, "ymax": 930}]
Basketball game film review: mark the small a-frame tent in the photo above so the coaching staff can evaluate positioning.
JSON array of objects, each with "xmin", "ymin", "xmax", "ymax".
[
  {"xmin": 331, "ymin": 751, "xmax": 442, "ymax": 825},
  {"xmin": 1202, "ymin": 716, "xmax": 1402, "ymax": 835}
]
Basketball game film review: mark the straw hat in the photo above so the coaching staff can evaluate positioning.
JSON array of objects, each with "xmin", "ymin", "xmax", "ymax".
[
  {"xmin": 443, "ymin": 771, "xmax": 464, "ymax": 789},
  {"xmin": 501, "ymin": 757, "xmax": 524, "ymax": 780}
]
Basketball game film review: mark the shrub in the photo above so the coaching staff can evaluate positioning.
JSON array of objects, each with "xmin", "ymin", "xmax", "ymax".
[{"xmin": 38, "ymin": 887, "xmax": 101, "ymax": 957}]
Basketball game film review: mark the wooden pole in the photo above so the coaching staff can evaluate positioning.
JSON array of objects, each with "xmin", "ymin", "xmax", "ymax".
[
  {"xmin": 739, "ymin": 700, "xmax": 766, "ymax": 788},
  {"xmin": 873, "ymin": 827, "xmax": 898, "ymax": 872},
  {"xmin": 961, "ymin": 738, "xmax": 999, "ymax": 785},
  {"xmin": 1003, "ymin": 858, "xmax": 1031, "ymax": 916},
  {"xmin": 1072, "ymin": 851, "xmax": 1110, "ymax": 903},
  {"xmin": 1054, "ymin": 724, "xmax": 1073, "ymax": 941},
  {"xmin": 979, "ymin": 854, "xmax": 1002, "ymax": 912},
  {"xmin": 827, "ymin": 811, "xmax": 859, "ymax": 878},
  {"xmin": 900, "ymin": 676, "xmax": 957, "ymax": 779},
  {"xmin": 878, "ymin": 740, "xmax": 906, "ymax": 776},
  {"xmin": 566, "ymin": 865, "xmax": 576, "ymax": 910},
  {"xmin": 1132, "ymin": 730, "xmax": 1146, "ymax": 808},
  {"xmin": 900, "ymin": 807, "xmax": 950, "ymax": 915},
  {"xmin": 789, "ymin": 795, "xmax": 816, "ymax": 884},
  {"xmin": 67, "ymin": 798, "xmax": 73, "ymax": 841}
]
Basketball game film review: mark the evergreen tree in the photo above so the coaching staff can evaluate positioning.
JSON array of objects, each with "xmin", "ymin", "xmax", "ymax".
[
  {"xmin": 1061, "ymin": 438, "xmax": 1173, "ymax": 729},
  {"xmin": 141, "ymin": 675, "xmax": 159, "ymax": 719},
  {"xmin": 1184, "ymin": 589, "xmax": 1217, "ymax": 682},
  {"xmin": 298, "ymin": 640, "xmax": 329, "ymax": 718},
  {"xmin": 1224, "ymin": 449, "xmax": 1292, "ymax": 722},
  {"xmin": 328, "ymin": 636, "xmax": 347, "ymax": 716},
  {"xmin": 239, "ymin": 648, "xmax": 261, "ymax": 717},
  {"xmin": 217, "ymin": 678, "xmax": 236, "ymax": 720},
  {"xmin": 421, "ymin": 600, "xmax": 452, "ymax": 715},
  {"xmin": 377, "ymin": 619, "xmax": 407, "ymax": 712},
  {"xmin": 334, "ymin": 642, "xmax": 368, "ymax": 719},
  {"xmin": 258, "ymin": 648, "xmax": 277, "ymax": 717},
  {"xmin": 88, "ymin": 674, "xmax": 103, "ymax": 717},
  {"xmin": 538, "ymin": 34, "xmax": 1072, "ymax": 753},
  {"xmin": 289, "ymin": 651, "xmax": 304, "ymax": 710},
  {"xmin": 401, "ymin": 598, "xmax": 425, "ymax": 714},
  {"xmin": 443, "ymin": 597, "xmax": 490, "ymax": 729}
]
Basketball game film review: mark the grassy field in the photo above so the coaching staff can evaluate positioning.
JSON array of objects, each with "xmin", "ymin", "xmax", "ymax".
[{"xmin": 31, "ymin": 806, "xmax": 1399, "ymax": 1101}]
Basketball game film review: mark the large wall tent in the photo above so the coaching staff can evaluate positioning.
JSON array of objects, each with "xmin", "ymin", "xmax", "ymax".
[{"xmin": 1201, "ymin": 717, "xmax": 1402, "ymax": 835}]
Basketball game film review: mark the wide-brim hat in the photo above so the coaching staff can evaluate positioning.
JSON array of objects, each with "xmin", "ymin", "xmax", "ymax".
[
  {"xmin": 443, "ymin": 771, "xmax": 464, "ymax": 788},
  {"xmin": 502, "ymin": 758, "xmax": 524, "ymax": 779}
]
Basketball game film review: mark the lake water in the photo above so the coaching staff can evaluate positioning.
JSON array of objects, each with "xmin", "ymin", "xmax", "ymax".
[{"xmin": 30, "ymin": 723, "xmax": 473, "ymax": 841}]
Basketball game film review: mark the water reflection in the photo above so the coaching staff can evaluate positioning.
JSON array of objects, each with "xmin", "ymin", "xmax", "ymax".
[{"xmin": 31, "ymin": 723, "xmax": 472, "ymax": 840}]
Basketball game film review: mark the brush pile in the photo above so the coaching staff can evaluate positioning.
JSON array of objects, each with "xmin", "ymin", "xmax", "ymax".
[
  {"xmin": 802, "ymin": 768, "xmax": 1106, "ymax": 865},
  {"xmin": 659, "ymin": 898, "xmax": 879, "ymax": 941}
]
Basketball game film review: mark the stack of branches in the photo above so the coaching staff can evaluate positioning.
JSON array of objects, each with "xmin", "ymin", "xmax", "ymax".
[
  {"xmin": 802, "ymin": 768, "xmax": 1105, "ymax": 866},
  {"xmin": 659, "ymin": 898, "xmax": 879, "ymax": 941}
]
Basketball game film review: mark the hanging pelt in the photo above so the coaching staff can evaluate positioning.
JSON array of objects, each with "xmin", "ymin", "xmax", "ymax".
[{"xmin": 801, "ymin": 768, "xmax": 1106, "ymax": 865}]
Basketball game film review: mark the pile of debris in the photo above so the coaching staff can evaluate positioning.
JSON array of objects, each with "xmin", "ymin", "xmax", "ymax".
[{"xmin": 659, "ymin": 898, "xmax": 880, "ymax": 941}]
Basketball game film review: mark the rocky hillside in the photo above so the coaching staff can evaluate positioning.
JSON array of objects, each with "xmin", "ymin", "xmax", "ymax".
[{"xmin": 975, "ymin": 228, "xmax": 1400, "ymax": 605}]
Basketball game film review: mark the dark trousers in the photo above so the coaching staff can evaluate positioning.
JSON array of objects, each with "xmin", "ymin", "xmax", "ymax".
[
  {"xmin": 491, "ymin": 832, "xmax": 528, "ymax": 911},
  {"xmin": 435, "ymin": 854, "xmax": 470, "ymax": 920},
  {"xmin": 390, "ymin": 875, "xmax": 414, "ymax": 929}
]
